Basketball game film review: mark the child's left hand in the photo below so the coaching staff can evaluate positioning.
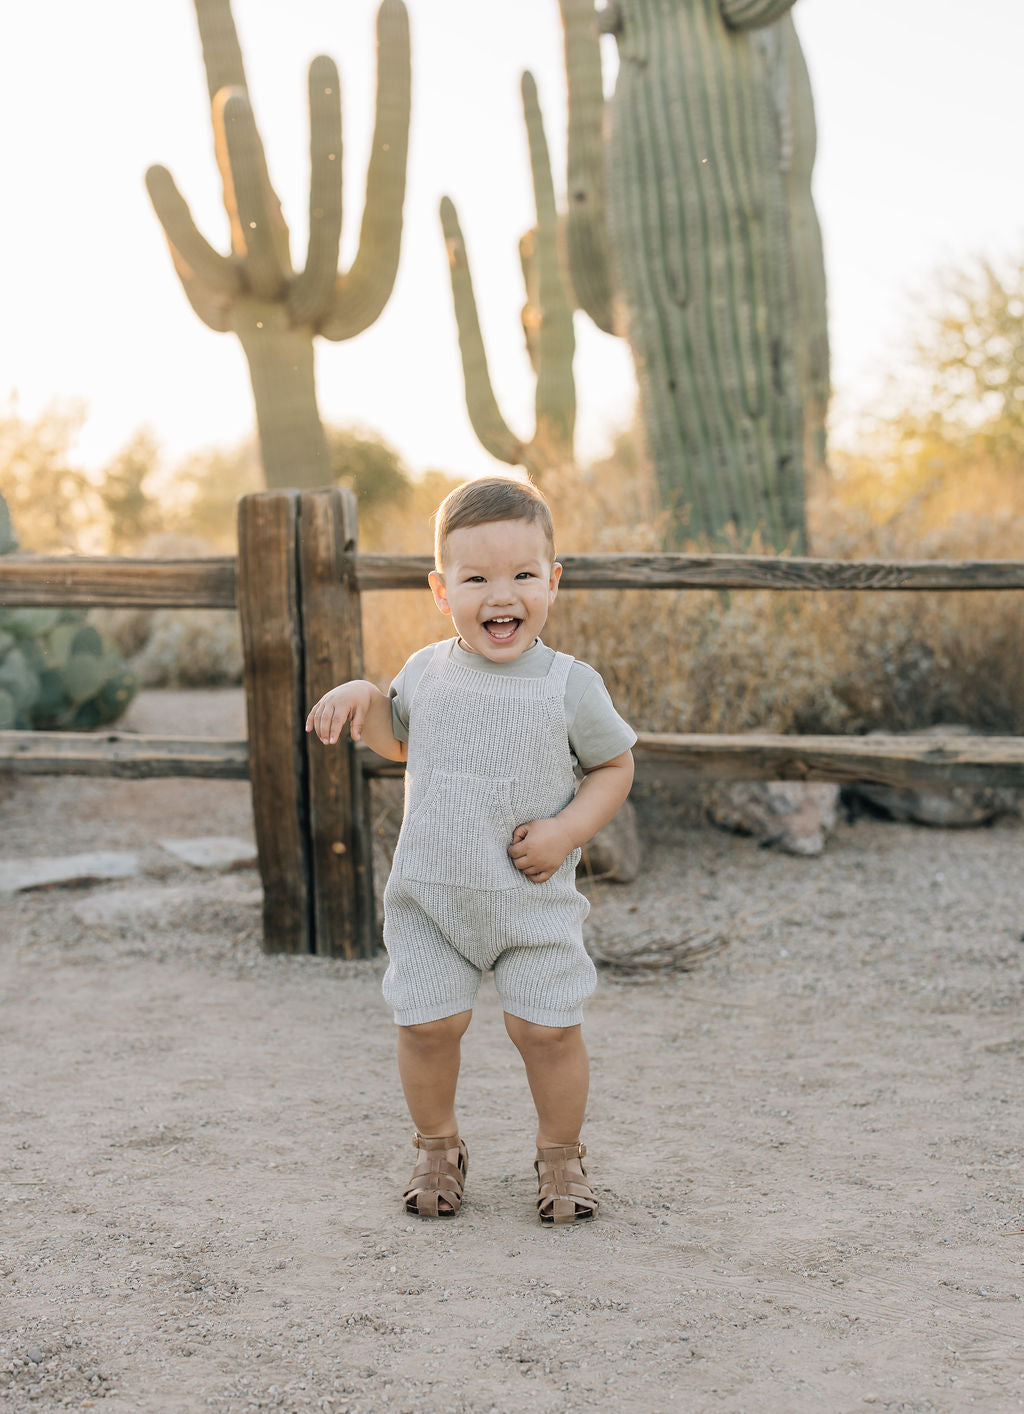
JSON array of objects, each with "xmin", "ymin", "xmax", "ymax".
[{"xmin": 508, "ymin": 818, "xmax": 577, "ymax": 883}]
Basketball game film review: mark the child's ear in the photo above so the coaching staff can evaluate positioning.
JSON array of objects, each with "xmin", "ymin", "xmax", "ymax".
[
  {"xmin": 548, "ymin": 561, "xmax": 563, "ymax": 601},
  {"xmin": 428, "ymin": 570, "xmax": 451, "ymax": 616}
]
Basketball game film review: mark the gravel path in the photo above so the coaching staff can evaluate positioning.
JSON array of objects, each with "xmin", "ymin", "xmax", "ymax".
[{"xmin": 1, "ymin": 691, "xmax": 1022, "ymax": 1413}]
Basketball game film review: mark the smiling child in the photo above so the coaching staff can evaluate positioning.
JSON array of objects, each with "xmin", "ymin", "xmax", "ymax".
[{"xmin": 305, "ymin": 476, "xmax": 636, "ymax": 1223}]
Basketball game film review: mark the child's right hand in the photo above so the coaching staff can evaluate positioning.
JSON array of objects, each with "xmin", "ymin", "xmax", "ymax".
[{"xmin": 305, "ymin": 681, "xmax": 373, "ymax": 744}]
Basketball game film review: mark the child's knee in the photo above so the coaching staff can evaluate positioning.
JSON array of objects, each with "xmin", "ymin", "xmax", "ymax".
[
  {"xmin": 504, "ymin": 1015, "xmax": 580, "ymax": 1052},
  {"xmin": 399, "ymin": 1011, "xmax": 472, "ymax": 1049}
]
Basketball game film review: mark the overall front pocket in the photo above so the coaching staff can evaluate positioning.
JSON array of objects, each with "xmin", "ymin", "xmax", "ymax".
[{"xmin": 399, "ymin": 771, "xmax": 521, "ymax": 890}]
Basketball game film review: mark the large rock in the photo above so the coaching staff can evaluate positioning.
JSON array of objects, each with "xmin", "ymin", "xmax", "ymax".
[
  {"xmin": 707, "ymin": 781, "xmax": 839, "ymax": 857},
  {"xmin": 847, "ymin": 726, "xmax": 1021, "ymax": 827},
  {"xmin": 849, "ymin": 782, "xmax": 1019, "ymax": 827},
  {"xmin": 578, "ymin": 799, "xmax": 642, "ymax": 882}
]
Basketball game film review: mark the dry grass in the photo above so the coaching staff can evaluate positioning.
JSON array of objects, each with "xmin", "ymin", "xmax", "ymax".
[
  {"xmin": 360, "ymin": 454, "xmax": 1024, "ymax": 738},
  {"xmin": 83, "ymin": 449, "xmax": 1024, "ymax": 738}
]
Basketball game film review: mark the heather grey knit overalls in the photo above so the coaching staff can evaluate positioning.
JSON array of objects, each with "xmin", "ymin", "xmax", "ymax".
[{"xmin": 382, "ymin": 639, "xmax": 596, "ymax": 1027}]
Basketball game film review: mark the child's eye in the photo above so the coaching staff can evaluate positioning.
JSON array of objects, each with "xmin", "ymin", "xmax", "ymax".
[
  {"xmin": 515, "ymin": 572, "xmax": 535, "ymax": 580},
  {"xmin": 465, "ymin": 575, "xmax": 486, "ymax": 583}
]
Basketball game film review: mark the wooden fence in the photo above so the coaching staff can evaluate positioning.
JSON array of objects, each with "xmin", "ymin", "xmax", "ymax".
[{"xmin": 2, "ymin": 485, "xmax": 1024, "ymax": 960}]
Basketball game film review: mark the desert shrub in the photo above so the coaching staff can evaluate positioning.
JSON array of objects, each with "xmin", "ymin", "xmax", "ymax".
[{"xmin": 357, "ymin": 449, "xmax": 1024, "ymax": 738}]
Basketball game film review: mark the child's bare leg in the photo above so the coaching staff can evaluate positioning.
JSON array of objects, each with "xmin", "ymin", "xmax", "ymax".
[
  {"xmin": 397, "ymin": 1012, "xmax": 472, "ymax": 1216},
  {"xmin": 503, "ymin": 1016, "xmax": 589, "ymax": 1147},
  {"xmin": 396, "ymin": 1011, "xmax": 473, "ymax": 1137}
]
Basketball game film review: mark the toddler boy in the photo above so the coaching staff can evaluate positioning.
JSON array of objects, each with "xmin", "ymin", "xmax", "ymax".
[{"xmin": 306, "ymin": 477, "xmax": 635, "ymax": 1222}]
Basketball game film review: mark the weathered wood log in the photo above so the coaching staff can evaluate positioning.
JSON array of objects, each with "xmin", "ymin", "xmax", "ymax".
[
  {"xmin": 237, "ymin": 492, "xmax": 312, "ymax": 955},
  {"xmin": 633, "ymin": 732, "xmax": 1024, "ymax": 789},
  {"xmin": 3, "ymin": 550, "xmax": 1022, "ymax": 603},
  {"xmin": 298, "ymin": 487, "xmax": 377, "ymax": 959},
  {"xmin": 353, "ymin": 552, "xmax": 1024, "ymax": 593},
  {"xmin": 0, "ymin": 555, "xmax": 236, "ymax": 608},
  {"xmin": 361, "ymin": 733, "xmax": 1024, "ymax": 790},
  {"xmin": 0, "ymin": 731, "xmax": 248, "ymax": 778}
]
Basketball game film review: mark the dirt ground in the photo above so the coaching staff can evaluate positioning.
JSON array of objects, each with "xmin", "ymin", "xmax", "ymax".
[{"xmin": 2, "ymin": 690, "xmax": 1023, "ymax": 1414}]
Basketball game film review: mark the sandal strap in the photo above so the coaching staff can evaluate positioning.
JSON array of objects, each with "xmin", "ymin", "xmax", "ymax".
[
  {"xmin": 413, "ymin": 1132, "xmax": 461, "ymax": 1151},
  {"xmin": 535, "ymin": 1141, "xmax": 586, "ymax": 1163}
]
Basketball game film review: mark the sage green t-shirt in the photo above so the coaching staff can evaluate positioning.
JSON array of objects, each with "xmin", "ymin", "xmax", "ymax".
[{"xmin": 388, "ymin": 638, "xmax": 636, "ymax": 771}]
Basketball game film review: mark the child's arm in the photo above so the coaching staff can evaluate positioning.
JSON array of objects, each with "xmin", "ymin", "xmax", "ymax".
[
  {"xmin": 507, "ymin": 750, "xmax": 635, "ymax": 884},
  {"xmin": 305, "ymin": 681, "xmax": 408, "ymax": 763}
]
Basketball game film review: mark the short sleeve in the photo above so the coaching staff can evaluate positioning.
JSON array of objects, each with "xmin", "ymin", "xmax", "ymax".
[
  {"xmin": 387, "ymin": 643, "xmax": 436, "ymax": 743},
  {"xmin": 388, "ymin": 663, "xmax": 411, "ymax": 743},
  {"xmin": 567, "ymin": 667, "xmax": 637, "ymax": 770}
]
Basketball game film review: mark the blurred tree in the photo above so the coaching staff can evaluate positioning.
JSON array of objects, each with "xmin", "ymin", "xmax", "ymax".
[
  {"xmin": 826, "ymin": 252, "xmax": 1024, "ymax": 544},
  {"xmin": 0, "ymin": 402, "xmax": 93, "ymax": 551},
  {"xmin": 326, "ymin": 426, "xmax": 411, "ymax": 514},
  {"xmin": 165, "ymin": 440, "xmax": 263, "ymax": 551},
  {"xmin": 906, "ymin": 254, "xmax": 1024, "ymax": 459},
  {"xmin": 98, "ymin": 430, "xmax": 163, "ymax": 552}
]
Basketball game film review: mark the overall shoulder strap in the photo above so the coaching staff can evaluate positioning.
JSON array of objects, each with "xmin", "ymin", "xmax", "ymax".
[
  {"xmin": 546, "ymin": 650, "xmax": 575, "ymax": 697},
  {"xmin": 407, "ymin": 638, "xmax": 455, "ymax": 711}
]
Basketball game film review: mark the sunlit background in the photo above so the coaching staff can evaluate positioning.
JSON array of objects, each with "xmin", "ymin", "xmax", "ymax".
[{"xmin": 2, "ymin": 0, "xmax": 1022, "ymax": 478}]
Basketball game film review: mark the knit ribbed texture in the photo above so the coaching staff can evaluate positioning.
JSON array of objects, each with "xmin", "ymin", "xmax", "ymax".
[{"xmin": 382, "ymin": 640, "xmax": 596, "ymax": 1027}]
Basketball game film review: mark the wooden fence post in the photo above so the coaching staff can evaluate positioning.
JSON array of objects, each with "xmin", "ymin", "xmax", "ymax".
[
  {"xmin": 237, "ymin": 491, "xmax": 313, "ymax": 954},
  {"xmin": 297, "ymin": 487, "xmax": 377, "ymax": 958}
]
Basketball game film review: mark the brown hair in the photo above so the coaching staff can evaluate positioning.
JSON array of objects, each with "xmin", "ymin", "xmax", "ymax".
[{"xmin": 433, "ymin": 476, "xmax": 556, "ymax": 568}]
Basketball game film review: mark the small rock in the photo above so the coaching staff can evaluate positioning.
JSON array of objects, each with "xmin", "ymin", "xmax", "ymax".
[
  {"xmin": 708, "ymin": 781, "xmax": 839, "ymax": 856},
  {"xmin": 158, "ymin": 836, "xmax": 257, "ymax": 871},
  {"xmin": 26, "ymin": 1346, "xmax": 44, "ymax": 1363},
  {"xmin": 0, "ymin": 851, "xmax": 139, "ymax": 894}
]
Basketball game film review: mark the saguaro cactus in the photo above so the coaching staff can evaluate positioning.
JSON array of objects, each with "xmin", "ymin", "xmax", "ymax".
[
  {"xmin": 146, "ymin": 0, "xmax": 410, "ymax": 489},
  {"xmin": 559, "ymin": 0, "xmax": 828, "ymax": 549},
  {"xmin": 441, "ymin": 73, "xmax": 576, "ymax": 480}
]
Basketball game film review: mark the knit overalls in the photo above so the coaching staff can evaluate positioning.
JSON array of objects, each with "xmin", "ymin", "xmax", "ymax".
[{"xmin": 382, "ymin": 639, "xmax": 596, "ymax": 1027}]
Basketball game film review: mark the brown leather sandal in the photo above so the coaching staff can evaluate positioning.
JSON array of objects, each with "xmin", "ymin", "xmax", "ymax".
[
  {"xmin": 535, "ymin": 1141, "xmax": 599, "ymax": 1224},
  {"xmin": 403, "ymin": 1133, "xmax": 468, "ymax": 1217}
]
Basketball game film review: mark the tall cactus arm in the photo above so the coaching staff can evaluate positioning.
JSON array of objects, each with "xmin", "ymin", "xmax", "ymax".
[
  {"xmin": 779, "ymin": 13, "xmax": 829, "ymax": 472},
  {"xmin": 167, "ymin": 245, "xmax": 234, "ymax": 332},
  {"xmin": 213, "ymin": 88, "xmax": 291, "ymax": 297},
  {"xmin": 718, "ymin": 0, "xmax": 798, "ymax": 30},
  {"xmin": 288, "ymin": 56, "xmax": 344, "ymax": 327},
  {"xmin": 440, "ymin": 196, "xmax": 528, "ymax": 469},
  {"xmin": 558, "ymin": 0, "xmax": 616, "ymax": 335},
  {"xmin": 521, "ymin": 72, "xmax": 576, "ymax": 457},
  {"xmin": 145, "ymin": 165, "xmax": 241, "ymax": 295},
  {"xmin": 196, "ymin": 0, "xmax": 291, "ymax": 281},
  {"xmin": 194, "ymin": 0, "xmax": 248, "ymax": 101},
  {"xmin": 319, "ymin": 0, "xmax": 410, "ymax": 341}
]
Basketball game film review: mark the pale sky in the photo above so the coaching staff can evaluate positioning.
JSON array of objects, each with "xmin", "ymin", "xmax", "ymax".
[{"xmin": 2, "ymin": 1, "xmax": 1022, "ymax": 479}]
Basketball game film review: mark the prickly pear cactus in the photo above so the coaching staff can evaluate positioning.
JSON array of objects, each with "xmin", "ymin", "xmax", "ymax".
[
  {"xmin": 0, "ymin": 609, "xmax": 138, "ymax": 732},
  {"xmin": 0, "ymin": 495, "xmax": 137, "ymax": 732},
  {"xmin": 0, "ymin": 491, "xmax": 16, "ymax": 557}
]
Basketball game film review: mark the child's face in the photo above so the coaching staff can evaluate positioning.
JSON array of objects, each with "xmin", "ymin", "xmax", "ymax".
[{"xmin": 428, "ymin": 517, "xmax": 561, "ymax": 662}]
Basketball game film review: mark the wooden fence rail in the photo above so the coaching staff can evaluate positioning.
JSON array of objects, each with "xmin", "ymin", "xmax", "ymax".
[{"xmin": 2, "ymin": 486, "xmax": 1022, "ymax": 960}]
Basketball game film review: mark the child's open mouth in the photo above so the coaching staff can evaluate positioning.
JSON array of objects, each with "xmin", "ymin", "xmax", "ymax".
[{"xmin": 484, "ymin": 616, "xmax": 521, "ymax": 644}]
